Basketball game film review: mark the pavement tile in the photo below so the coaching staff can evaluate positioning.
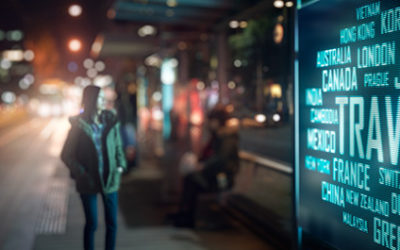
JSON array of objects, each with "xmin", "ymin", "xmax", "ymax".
[{"xmin": 34, "ymin": 138, "xmax": 275, "ymax": 250}]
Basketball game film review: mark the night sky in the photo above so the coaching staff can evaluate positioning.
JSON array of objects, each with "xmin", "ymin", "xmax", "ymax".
[{"xmin": 0, "ymin": 0, "xmax": 112, "ymax": 81}]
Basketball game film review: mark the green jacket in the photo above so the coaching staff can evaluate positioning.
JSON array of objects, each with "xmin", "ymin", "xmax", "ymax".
[{"xmin": 61, "ymin": 110, "xmax": 127, "ymax": 194}]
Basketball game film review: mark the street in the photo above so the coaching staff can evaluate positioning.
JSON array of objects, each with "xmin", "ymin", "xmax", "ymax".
[
  {"xmin": 0, "ymin": 117, "xmax": 69, "ymax": 250},
  {"xmin": 240, "ymin": 124, "xmax": 293, "ymax": 164}
]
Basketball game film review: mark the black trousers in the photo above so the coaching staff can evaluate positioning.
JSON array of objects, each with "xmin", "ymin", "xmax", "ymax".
[{"xmin": 179, "ymin": 167, "xmax": 220, "ymax": 222}]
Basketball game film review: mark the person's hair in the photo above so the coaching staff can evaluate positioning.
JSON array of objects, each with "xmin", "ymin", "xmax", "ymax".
[
  {"xmin": 81, "ymin": 85, "xmax": 101, "ymax": 121},
  {"xmin": 208, "ymin": 104, "xmax": 229, "ymax": 126}
]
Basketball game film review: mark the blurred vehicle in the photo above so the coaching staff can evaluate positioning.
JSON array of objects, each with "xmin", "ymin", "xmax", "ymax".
[
  {"xmin": 37, "ymin": 100, "xmax": 63, "ymax": 117},
  {"xmin": 231, "ymin": 105, "xmax": 283, "ymax": 128},
  {"xmin": 28, "ymin": 79, "xmax": 82, "ymax": 118}
]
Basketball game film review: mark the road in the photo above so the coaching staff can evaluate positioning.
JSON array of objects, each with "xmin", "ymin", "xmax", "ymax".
[
  {"xmin": 0, "ymin": 117, "xmax": 70, "ymax": 250},
  {"xmin": 239, "ymin": 124, "xmax": 293, "ymax": 164}
]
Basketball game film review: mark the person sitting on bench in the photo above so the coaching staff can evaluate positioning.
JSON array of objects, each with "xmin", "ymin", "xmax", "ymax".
[{"xmin": 173, "ymin": 104, "xmax": 239, "ymax": 228}]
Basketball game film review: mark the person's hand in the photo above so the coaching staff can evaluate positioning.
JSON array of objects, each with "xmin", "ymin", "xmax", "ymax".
[{"xmin": 126, "ymin": 146, "xmax": 136, "ymax": 161}]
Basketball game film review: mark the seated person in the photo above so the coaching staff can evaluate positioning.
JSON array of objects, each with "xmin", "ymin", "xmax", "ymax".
[{"xmin": 173, "ymin": 105, "xmax": 239, "ymax": 228}]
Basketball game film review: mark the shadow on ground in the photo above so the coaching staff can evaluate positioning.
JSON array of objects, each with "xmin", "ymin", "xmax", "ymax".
[{"xmin": 119, "ymin": 174, "xmax": 167, "ymax": 227}]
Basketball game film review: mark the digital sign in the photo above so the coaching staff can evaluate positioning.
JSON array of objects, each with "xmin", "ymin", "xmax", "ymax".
[{"xmin": 297, "ymin": 1, "xmax": 400, "ymax": 249}]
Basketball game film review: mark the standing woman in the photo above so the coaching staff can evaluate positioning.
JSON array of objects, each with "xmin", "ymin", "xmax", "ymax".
[{"xmin": 61, "ymin": 85, "xmax": 127, "ymax": 250}]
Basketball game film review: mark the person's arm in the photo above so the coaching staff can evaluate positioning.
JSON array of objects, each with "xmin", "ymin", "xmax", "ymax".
[
  {"xmin": 115, "ymin": 122, "xmax": 127, "ymax": 173},
  {"xmin": 200, "ymin": 153, "xmax": 221, "ymax": 170},
  {"xmin": 198, "ymin": 138, "xmax": 214, "ymax": 162},
  {"xmin": 61, "ymin": 126, "xmax": 86, "ymax": 179},
  {"xmin": 202, "ymin": 131, "xmax": 238, "ymax": 171}
]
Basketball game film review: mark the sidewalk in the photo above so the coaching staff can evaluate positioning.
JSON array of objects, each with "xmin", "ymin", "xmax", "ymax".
[{"xmin": 33, "ymin": 154, "xmax": 275, "ymax": 250}]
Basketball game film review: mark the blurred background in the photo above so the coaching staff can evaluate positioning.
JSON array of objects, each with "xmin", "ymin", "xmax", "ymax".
[{"xmin": 0, "ymin": 0, "xmax": 295, "ymax": 249}]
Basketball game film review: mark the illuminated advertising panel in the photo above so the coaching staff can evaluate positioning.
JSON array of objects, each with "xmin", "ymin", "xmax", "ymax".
[{"xmin": 297, "ymin": 1, "xmax": 400, "ymax": 249}]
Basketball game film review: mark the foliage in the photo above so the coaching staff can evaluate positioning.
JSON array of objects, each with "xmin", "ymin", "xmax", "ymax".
[{"xmin": 228, "ymin": 17, "xmax": 274, "ymax": 61}]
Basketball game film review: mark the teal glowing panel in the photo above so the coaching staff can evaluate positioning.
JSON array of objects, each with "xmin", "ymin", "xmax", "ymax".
[{"xmin": 297, "ymin": 1, "xmax": 400, "ymax": 249}]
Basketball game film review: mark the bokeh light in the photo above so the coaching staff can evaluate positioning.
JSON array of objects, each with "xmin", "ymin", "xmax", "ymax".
[
  {"xmin": 87, "ymin": 68, "xmax": 97, "ymax": 78},
  {"xmin": 3, "ymin": 50, "xmax": 24, "ymax": 61},
  {"xmin": 286, "ymin": 1, "xmax": 294, "ymax": 8},
  {"xmin": 229, "ymin": 20, "xmax": 239, "ymax": 29},
  {"xmin": 170, "ymin": 58, "xmax": 178, "ymax": 67},
  {"xmin": 19, "ymin": 78, "xmax": 30, "ymax": 90},
  {"xmin": 94, "ymin": 61, "xmax": 105, "ymax": 71},
  {"xmin": 107, "ymin": 9, "xmax": 116, "ymax": 19},
  {"xmin": 227, "ymin": 118, "xmax": 239, "ymax": 127},
  {"xmin": 255, "ymin": 114, "xmax": 267, "ymax": 123},
  {"xmin": 152, "ymin": 91, "xmax": 162, "ymax": 102},
  {"xmin": 152, "ymin": 108, "xmax": 164, "ymax": 121},
  {"xmin": 24, "ymin": 50, "xmax": 35, "ymax": 61},
  {"xmin": 2, "ymin": 91, "xmax": 16, "ymax": 104},
  {"xmin": 94, "ymin": 75, "xmax": 113, "ymax": 87},
  {"xmin": 166, "ymin": 0, "xmax": 178, "ymax": 7},
  {"xmin": 234, "ymin": 59, "xmax": 242, "ymax": 67},
  {"xmin": 138, "ymin": 25, "xmax": 156, "ymax": 37},
  {"xmin": 68, "ymin": 4, "xmax": 82, "ymax": 17},
  {"xmin": 145, "ymin": 54, "xmax": 162, "ymax": 67},
  {"xmin": 81, "ymin": 77, "xmax": 91, "ymax": 86},
  {"xmin": 0, "ymin": 59, "xmax": 12, "ymax": 70},
  {"xmin": 274, "ymin": 0, "xmax": 284, "ymax": 8},
  {"xmin": 196, "ymin": 81, "xmax": 205, "ymax": 90},
  {"xmin": 74, "ymin": 76, "xmax": 83, "ymax": 85},
  {"xmin": 68, "ymin": 39, "xmax": 82, "ymax": 52},
  {"xmin": 83, "ymin": 58, "xmax": 94, "ymax": 69},
  {"xmin": 24, "ymin": 74, "xmax": 35, "ymax": 84},
  {"xmin": 68, "ymin": 61, "xmax": 78, "ymax": 72},
  {"xmin": 7, "ymin": 30, "xmax": 23, "ymax": 41},
  {"xmin": 178, "ymin": 41, "xmax": 187, "ymax": 50},
  {"xmin": 273, "ymin": 113, "xmax": 281, "ymax": 122},
  {"xmin": 228, "ymin": 81, "xmax": 236, "ymax": 89}
]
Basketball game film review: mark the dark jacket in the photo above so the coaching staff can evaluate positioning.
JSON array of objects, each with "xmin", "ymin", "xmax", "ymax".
[
  {"xmin": 199, "ymin": 126, "xmax": 239, "ymax": 190},
  {"xmin": 61, "ymin": 110, "xmax": 127, "ymax": 194}
]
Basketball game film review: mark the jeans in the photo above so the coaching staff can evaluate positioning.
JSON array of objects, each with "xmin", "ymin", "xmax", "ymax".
[{"xmin": 80, "ymin": 192, "xmax": 118, "ymax": 250}]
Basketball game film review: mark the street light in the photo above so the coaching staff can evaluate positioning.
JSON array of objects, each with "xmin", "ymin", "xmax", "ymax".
[
  {"xmin": 229, "ymin": 20, "xmax": 239, "ymax": 29},
  {"xmin": 68, "ymin": 4, "xmax": 82, "ymax": 17},
  {"xmin": 166, "ymin": 0, "xmax": 177, "ymax": 7},
  {"xmin": 274, "ymin": 0, "xmax": 284, "ymax": 8},
  {"xmin": 286, "ymin": 1, "xmax": 294, "ymax": 7},
  {"xmin": 138, "ymin": 25, "xmax": 156, "ymax": 37},
  {"xmin": 68, "ymin": 39, "xmax": 82, "ymax": 52}
]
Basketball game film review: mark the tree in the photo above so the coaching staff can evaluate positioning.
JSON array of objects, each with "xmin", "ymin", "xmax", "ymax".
[{"xmin": 229, "ymin": 17, "xmax": 274, "ymax": 111}]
